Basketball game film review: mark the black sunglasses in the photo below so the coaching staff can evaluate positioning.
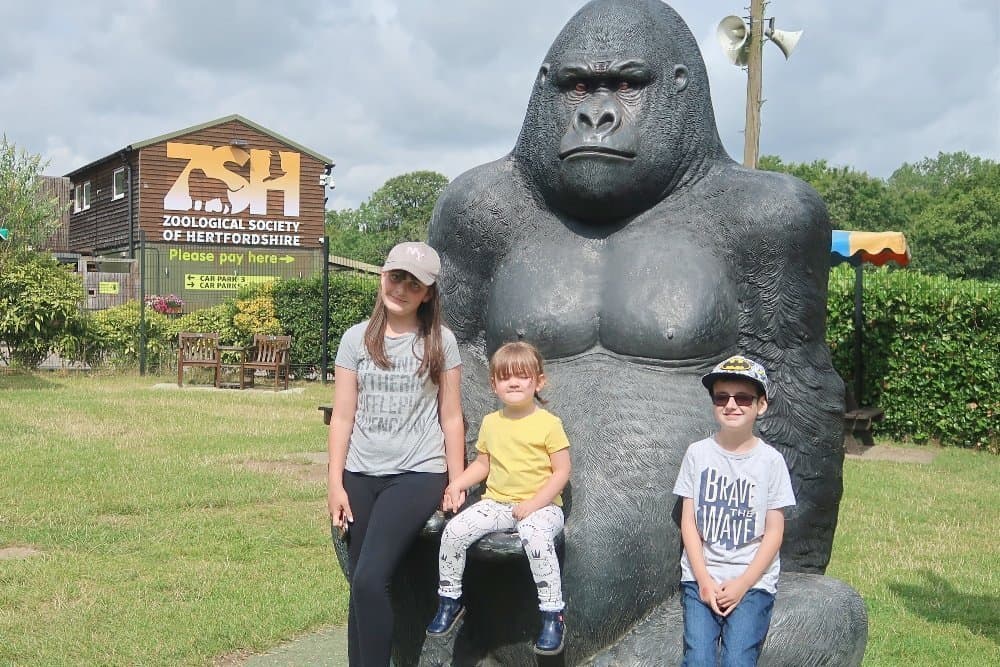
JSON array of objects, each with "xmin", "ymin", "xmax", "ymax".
[{"xmin": 711, "ymin": 392, "xmax": 758, "ymax": 407}]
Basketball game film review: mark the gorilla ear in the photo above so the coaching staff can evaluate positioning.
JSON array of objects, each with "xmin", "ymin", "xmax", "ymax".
[
  {"xmin": 538, "ymin": 63, "xmax": 550, "ymax": 86},
  {"xmin": 673, "ymin": 64, "xmax": 689, "ymax": 92}
]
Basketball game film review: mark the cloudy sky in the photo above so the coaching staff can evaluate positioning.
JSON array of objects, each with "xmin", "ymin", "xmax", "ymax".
[{"xmin": 3, "ymin": 0, "xmax": 997, "ymax": 209}]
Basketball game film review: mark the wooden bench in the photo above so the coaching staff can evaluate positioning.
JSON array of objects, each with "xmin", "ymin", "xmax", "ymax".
[
  {"xmin": 319, "ymin": 404, "xmax": 333, "ymax": 425},
  {"xmin": 177, "ymin": 332, "xmax": 220, "ymax": 387},
  {"xmin": 843, "ymin": 406, "xmax": 884, "ymax": 451},
  {"xmin": 242, "ymin": 334, "xmax": 291, "ymax": 391}
]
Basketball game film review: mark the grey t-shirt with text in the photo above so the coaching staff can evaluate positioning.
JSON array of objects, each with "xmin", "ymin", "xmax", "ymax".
[
  {"xmin": 335, "ymin": 321, "xmax": 461, "ymax": 476},
  {"xmin": 673, "ymin": 437, "xmax": 796, "ymax": 594}
]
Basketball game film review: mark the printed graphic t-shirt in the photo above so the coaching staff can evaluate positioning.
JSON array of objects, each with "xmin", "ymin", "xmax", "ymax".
[
  {"xmin": 476, "ymin": 408, "xmax": 570, "ymax": 506},
  {"xmin": 335, "ymin": 321, "xmax": 461, "ymax": 476},
  {"xmin": 673, "ymin": 437, "xmax": 796, "ymax": 594}
]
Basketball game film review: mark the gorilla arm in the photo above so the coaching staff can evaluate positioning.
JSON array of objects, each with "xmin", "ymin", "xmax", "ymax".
[
  {"xmin": 732, "ymin": 171, "xmax": 845, "ymax": 574},
  {"xmin": 428, "ymin": 157, "xmax": 521, "ymax": 447}
]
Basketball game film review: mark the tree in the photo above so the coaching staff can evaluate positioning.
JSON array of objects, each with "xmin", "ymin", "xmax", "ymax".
[
  {"xmin": 758, "ymin": 156, "xmax": 905, "ymax": 232},
  {"xmin": 0, "ymin": 136, "xmax": 63, "ymax": 264},
  {"xmin": 888, "ymin": 151, "xmax": 990, "ymax": 209},
  {"xmin": 761, "ymin": 152, "xmax": 1000, "ymax": 280},
  {"xmin": 0, "ymin": 138, "xmax": 86, "ymax": 369},
  {"xmin": 900, "ymin": 158, "xmax": 1000, "ymax": 280},
  {"xmin": 326, "ymin": 171, "xmax": 449, "ymax": 264}
]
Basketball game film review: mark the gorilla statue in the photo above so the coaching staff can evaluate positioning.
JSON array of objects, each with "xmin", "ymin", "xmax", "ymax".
[{"xmin": 344, "ymin": 1, "xmax": 868, "ymax": 664}]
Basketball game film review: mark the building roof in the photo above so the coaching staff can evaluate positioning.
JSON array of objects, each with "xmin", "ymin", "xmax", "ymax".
[
  {"xmin": 65, "ymin": 114, "xmax": 334, "ymax": 178},
  {"xmin": 328, "ymin": 254, "xmax": 381, "ymax": 275}
]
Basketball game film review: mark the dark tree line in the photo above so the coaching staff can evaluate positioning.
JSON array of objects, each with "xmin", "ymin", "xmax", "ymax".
[{"xmin": 760, "ymin": 152, "xmax": 999, "ymax": 281}]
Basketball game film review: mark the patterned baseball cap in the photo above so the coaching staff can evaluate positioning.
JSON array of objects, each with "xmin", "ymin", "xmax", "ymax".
[
  {"xmin": 381, "ymin": 241, "xmax": 441, "ymax": 286},
  {"xmin": 701, "ymin": 355, "xmax": 770, "ymax": 398}
]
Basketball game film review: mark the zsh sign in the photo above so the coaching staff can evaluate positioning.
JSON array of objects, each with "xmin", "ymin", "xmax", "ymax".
[{"xmin": 163, "ymin": 142, "xmax": 300, "ymax": 217}]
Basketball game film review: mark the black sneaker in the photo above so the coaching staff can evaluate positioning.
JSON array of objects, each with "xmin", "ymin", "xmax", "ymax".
[
  {"xmin": 426, "ymin": 596, "xmax": 465, "ymax": 637},
  {"xmin": 533, "ymin": 610, "xmax": 565, "ymax": 655}
]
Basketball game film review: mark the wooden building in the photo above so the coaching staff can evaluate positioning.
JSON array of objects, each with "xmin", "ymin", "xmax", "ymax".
[{"xmin": 64, "ymin": 115, "xmax": 334, "ymax": 310}]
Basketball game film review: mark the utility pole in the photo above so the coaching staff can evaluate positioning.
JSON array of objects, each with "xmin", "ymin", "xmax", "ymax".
[{"xmin": 743, "ymin": 0, "xmax": 766, "ymax": 168}]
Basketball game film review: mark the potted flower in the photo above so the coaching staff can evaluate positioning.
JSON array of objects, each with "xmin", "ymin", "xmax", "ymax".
[{"xmin": 145, "ymin": 294, "xmax": 185, "ymax": 315}]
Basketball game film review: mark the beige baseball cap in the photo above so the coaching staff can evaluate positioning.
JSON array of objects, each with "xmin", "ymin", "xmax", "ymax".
[{"xmin": 381, "ymin": 241, "xmax": 441, "ymax": 286}]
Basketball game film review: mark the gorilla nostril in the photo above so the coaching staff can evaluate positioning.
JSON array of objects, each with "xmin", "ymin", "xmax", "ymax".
[
  {"xmin": 576, "ymin": 111, "xmax": 595, "ymax": 130},
  {"xmin": 597, "ymin": 111, "xmax": 617, "ymax": 131}
]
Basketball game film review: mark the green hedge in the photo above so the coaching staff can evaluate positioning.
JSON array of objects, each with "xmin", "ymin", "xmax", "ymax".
[
  {"xmin": 272, "ymin": 273, "xmax": 378, "ymax": 371},
  {"xmin": 826, "ymin": 265, "xmax": 999, "ymax": 452},
  {"xmin": 74, "ymin": 274, "xmax": 377, "ymax": 375},
  {"xmin": 88, "ymin": 303, "xmax": 175, "ymax": 371}
]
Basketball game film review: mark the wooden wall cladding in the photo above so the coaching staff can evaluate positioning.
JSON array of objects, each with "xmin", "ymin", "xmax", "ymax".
[{"xmin": 137, "ymin": 119, "xmax": 326, "ymax": 250}]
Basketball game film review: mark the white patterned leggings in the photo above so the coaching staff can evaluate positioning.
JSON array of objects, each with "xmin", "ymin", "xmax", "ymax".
[{"xmin": 437, "ymin": 498, "xmax": 565, "ymax": 611}]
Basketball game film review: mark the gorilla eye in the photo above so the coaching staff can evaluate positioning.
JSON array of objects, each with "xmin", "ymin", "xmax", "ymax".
[
  {"xmin": 574, "ymin": 82, "xmax": 588, "ymax": 93},
  {"xmin": 618, "ymin": 81, "xmax": 630, "ymax": 91}
]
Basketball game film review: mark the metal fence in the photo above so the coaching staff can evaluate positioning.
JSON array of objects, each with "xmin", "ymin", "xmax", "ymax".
[{"xmin": 140, "ymin": 242, "xmax": 326, "ymax": 312}]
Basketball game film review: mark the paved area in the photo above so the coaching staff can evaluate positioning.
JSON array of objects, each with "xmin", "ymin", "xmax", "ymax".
[
  {"xmin": 845, "ymin": 444, "xmax": 936, "ymax": 464},
  {"xmin": 221, "ymin": 626, "xmax": 347, "ymax": 667}
]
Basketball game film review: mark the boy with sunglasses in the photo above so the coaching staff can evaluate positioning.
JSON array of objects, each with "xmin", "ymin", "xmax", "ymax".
[{"xmin": 673, "ymin": 355, "xmax": 796, "ymax": 666}]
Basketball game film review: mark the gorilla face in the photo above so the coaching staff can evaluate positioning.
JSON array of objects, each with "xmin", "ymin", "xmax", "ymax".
[
  {"xmin": 513, "ymin": 0, "xmax": 724, "ymax": 225},
  {"xmin": 551, "ymin": 57, "xmax": 688, "ymax": 221}
]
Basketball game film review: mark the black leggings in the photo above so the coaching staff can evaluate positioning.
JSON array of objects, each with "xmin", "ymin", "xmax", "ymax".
[{"xmin": 342, "ymin": 470, "xmax": 446, "ymax": 667}]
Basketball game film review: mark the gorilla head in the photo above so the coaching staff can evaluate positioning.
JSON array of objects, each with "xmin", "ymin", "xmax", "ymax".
[{"xmin": 513, "ymin": 0, "xmax": 729, "ymax": 224}]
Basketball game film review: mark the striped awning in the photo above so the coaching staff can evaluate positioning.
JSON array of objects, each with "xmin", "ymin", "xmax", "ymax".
[{"xmin": 831, "ymin": 230, "xmax": 910, "ymax": 267}]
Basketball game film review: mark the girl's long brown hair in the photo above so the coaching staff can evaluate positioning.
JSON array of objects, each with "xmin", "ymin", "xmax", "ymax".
[{"xmin": 363, "ymin": 280, "xmax": 446, "ymax": 385}]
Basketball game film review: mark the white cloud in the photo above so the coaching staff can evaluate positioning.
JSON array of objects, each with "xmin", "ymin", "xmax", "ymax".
[{"xmin": 2, "ymin": 0, "xmax": 996, "ymax": 208}]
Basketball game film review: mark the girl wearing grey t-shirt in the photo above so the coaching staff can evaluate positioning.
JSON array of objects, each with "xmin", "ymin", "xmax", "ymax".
[{"xmin": 328, "ymin": 242, "xmax": 465, "ymax": 667}]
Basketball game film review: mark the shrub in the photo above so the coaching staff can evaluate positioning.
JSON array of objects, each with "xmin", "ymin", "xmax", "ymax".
[
  {"xmin": 51, "ymin": 311, "xmax": 104, "ymax": 368},
  {"xmin": 272, "ymin": 273, "xmax": 378, "ymax": 370},
  {"xmin": 0, "ymin": 253, "xmax": 87, "ymax": 369},
  {"xmin": 167, "ymin": 303, "xmax": 242, "ymax": 346},
  {"xmin": 826, "ymin": 265, "xmax": 999, "ymax": 452},
  {"xmin": 90, "ymin": 303, "xmax": 174, "ymax": 370},
  {"xmin": 232, "ymin": 281, "xmax": 282, "ymax": 342}
]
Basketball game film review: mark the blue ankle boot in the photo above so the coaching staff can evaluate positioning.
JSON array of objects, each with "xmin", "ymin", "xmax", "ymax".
[
  {"xmin": 533, "ymin": 610, "xmax": 565, "ymax": 655},
  {"xmin": 426, "ymin": 596, "xmax": 464, "ymax": 636}
]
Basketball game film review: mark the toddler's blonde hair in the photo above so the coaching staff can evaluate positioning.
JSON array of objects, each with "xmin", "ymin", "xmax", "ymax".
[{"xmin": 489, "ymin": 341, "xmax": 548, "ymax": 405}]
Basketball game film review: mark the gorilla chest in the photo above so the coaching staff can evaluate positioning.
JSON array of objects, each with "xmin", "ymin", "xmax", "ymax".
[{"xmin": 485, "ymin": 224, "xmax": 739, "ymax": 359}]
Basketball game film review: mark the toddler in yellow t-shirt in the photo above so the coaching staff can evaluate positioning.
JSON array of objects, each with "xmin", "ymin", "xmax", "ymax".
[{"xmin": 425, "ymin": 341, "xmax": 571, "ymax": 656}]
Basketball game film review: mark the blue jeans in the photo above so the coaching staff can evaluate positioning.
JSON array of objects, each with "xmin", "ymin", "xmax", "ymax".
[{"xmin": 680, "ymin": 581, "xmax": 775, "ymax": 667}]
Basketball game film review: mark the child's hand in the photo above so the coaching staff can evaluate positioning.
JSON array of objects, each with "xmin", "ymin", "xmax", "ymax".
[
  {"xmin": 717, "ymin": 576, "xmax": 751, "ymax": 615},
  {"xmin": 697, "ymin": 578, "xmax": 724, "ymax": 615},
  {"xmin": 442, "ymin": 484, "xmax": 466, "ymax": 512},
  {"xmin": 511, "ymin": 500, "xmax": 539, "ymax": 521}
]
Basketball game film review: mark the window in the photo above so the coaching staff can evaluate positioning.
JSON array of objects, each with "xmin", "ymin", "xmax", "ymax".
[
  {"xmin": 74, "ymin": 181, "xmax": 92, "ymax": 212},
  {"xmin": 113, "ymin": 168, "xmax": 126, "ymax": 200}
]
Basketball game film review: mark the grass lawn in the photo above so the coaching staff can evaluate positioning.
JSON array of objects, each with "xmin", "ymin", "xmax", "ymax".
[
  {"xmin": 0, "ymin": 372, "xmax": 346, "ymax": 666},
  {"xmin": 829, "ymin": 444, "xmax": 999, "ymax": 666},
  {"xmin": 1, "ymin": 372, "xmax": 997, "ymax": 665}
]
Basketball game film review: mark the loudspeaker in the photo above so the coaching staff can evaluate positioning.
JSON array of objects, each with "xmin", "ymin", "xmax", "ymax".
[
  {"xmin": 716, "ymin": 15, "xmax": 749, "ymax": 66},
  {"xmin": 768, "ymin": 28, "xmax": 803, "ymax": 59}
]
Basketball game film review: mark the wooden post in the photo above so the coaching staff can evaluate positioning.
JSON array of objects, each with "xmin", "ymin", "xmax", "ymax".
[
  {"xmin": 321, "ymin": 235, "xmax": 330, "ymax": 384},
  {"xmin": 853, "ymin": 263, "xmax": 864, "ymax": 405},
  {"xmin": 138, "ymin": 230, "xmax": 147, "ymax": 376},
  {"xmin": 743, "ymin": 0, "xmax": 765, "ymax": 168}
]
